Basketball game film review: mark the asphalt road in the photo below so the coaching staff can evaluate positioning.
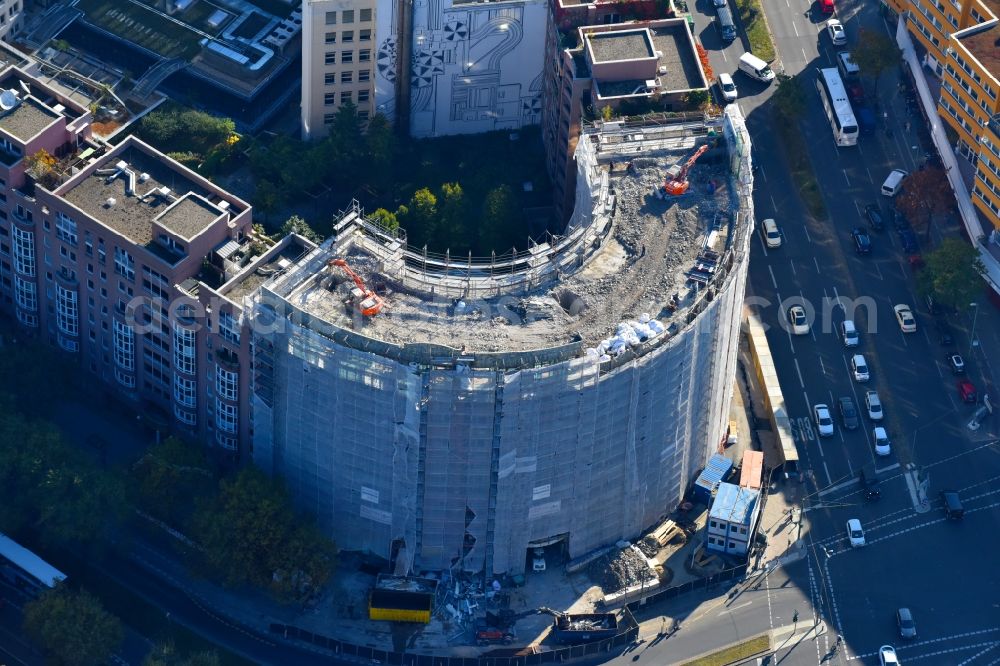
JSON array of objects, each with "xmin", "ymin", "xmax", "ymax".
[{"xmin": 691, "ymin": 0, "xmax": 1000, "ymax": 663}]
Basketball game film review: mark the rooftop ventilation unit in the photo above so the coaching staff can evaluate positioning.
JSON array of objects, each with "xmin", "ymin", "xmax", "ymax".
[
  {"xmin": 105, "ymin": 197, "xmax": 117, "ymax": 208},
  {"xmin": 218, "ymin": 201, "xmax": 230, "ymax": 210},
  {"xmin": 115, "ymin": 160, "xmax": 128, "ymax": 171},
  {"xmin": 138, "ymin": 172, "xmax": 150, "ymax": 183},
  {"xmin": 157, "ymin": 186, "xmax": 172, "ymax": 198}
]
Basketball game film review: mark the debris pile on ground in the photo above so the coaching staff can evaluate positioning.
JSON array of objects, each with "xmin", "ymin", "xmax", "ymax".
[
  {"xmin": 637, "ymin": 536, "xmax": 660, "ymax": 558},
  {"xmin": 588, "ymin": 547, "xmax": 657, "ymax": 593}
]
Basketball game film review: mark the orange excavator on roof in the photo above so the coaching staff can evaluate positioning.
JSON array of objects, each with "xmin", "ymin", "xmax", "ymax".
[
  {"xmin": 662, "ymin": 144, "xmax": 709, "ymax": 196},
  {"xmin": 329, "ymin": 258, "xmax": 384, "ymax": 317}
]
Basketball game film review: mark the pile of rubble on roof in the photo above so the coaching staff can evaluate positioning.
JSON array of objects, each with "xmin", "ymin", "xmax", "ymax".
[{"xmin": 587, "ymin": 546, "xmax": 657, "ymax": 593}]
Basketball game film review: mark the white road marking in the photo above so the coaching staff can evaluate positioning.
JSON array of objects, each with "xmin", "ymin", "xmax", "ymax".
[
  {"xmin": 819, "ymin": 357, "xmax": 826, "ymax": 375},
  {"xmin": 875, "ymin": 262, "xmax": 884, "ymax": 280},
  {"xmin": 721, "ymin": 600, "xmax": 753, "ymax": 614},
  {"xmin": 814, "ymin": 256, "xmax": 821, "ymax": 273},
  {"xmin": 758, "ymin": 230, "xmax": 770, "ymax": 256},
  {"xmin": 790, "ymin": 259, "xmax": 797, "ymax": 276},
  {"xmin": 866, "ymin": 167, "xmax": 874, "ymax": 184},
  {"xmin": 822, "ymin": 460, "xmax": 832, "ymax": 485},
  {"xmin": 804, "ymin": 225, "xmax": 813, "ymax": 243},
  {"xmin": 843, "ymin": 171, "xmax": 850, "ymax": 187},
  {"xmin": 768, "ymin": 265, "xmax": 778, "ymax": 289},
  {"xmin": 793, "ymin": 21, "xmax": 800, "ymax": 36},
  {"xmin": 795, "ymin": 358, "xmax": 805, "ymax": 388}
]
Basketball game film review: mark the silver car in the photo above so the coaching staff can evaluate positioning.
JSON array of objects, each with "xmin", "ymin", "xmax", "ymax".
[{"xmin": 897, "ymin": 607, "xmax": 916, "ymax": 639}]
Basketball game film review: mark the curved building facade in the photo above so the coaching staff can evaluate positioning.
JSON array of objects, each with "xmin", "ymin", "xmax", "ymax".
[{"xmin": 249, "ymin": 109, "xmax": 754, "ymax": 575}]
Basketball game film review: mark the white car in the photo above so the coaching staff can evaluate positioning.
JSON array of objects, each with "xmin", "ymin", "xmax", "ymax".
[
  {"xmin": 788, "ymin": 305, "xmax": 809, "ymax": 335},
  {"xmin": 827, "ymin": 19, "xmax": 847, "ymax": 46},
  {"xmin": 873, "ymin": 426, "xmax": 891, "ymax": 456},
  {"xmin": 846, "ymin": 518, "xmax": 866, "ymax": 547},
  {"xmin": 851, "ymin": 354, "xmax": 869, "ymax": 382},
  {"xmin": 761, "ymin": 218, "xmax": 782, "ymax": 248},
  {"xmin": 894, "ymin": 304, "xmax": 917, "ymax": 333},
  {"xmin": 865, "ymin": 390, "xmax": 883, "ymax": 421},
  {"xmin": 718, "ymin": 72, "xmax": 738, "ymax": 103},
  {"xmin": 841, "ymin": 319, "xmax": 859, "ymax": 347},
  {"xmin": 879, "ymin": 645, "xmax": 900, "ymax": 665},
  {"xmin": 814, "ymin": 404, "xmax": 834, "ymax": 437}
]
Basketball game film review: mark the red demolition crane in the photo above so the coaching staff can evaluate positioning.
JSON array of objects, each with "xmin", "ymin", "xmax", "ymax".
[
  {"xmin": 662, "ymin": 145, "xmax": 709, "ymax": 196},
  {"xmin": 329, "ymin": 258, "xmax": 385, "ymax": 317}
]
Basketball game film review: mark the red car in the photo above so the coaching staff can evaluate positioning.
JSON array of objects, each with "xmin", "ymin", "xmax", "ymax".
[
  {"xmin": 957, "ymin": 379, "xmax": 977, "ymax": 403},
  {"xmin": 819, "ymin": 0, "xmax": 835, "ymax": 13}
]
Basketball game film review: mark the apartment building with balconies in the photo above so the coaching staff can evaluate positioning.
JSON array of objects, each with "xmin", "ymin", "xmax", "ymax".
[
  {"xmin": 0, "ymin": 0, "xmax": 23, "ymax": 41},
  {"xmin": 0, "ymin": 65, "xmax": 257, "ymax": 455},
  {"xmin": 302, "ymin": 0, "xmax": 377, "ymax": 139},
  {"xmin": 542, "ymin": 17, "xmax": 708, "ymax": 222}
]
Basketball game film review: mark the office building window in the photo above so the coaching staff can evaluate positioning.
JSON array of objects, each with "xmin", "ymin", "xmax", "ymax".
[
  {"xmin": 359, "ymin": 109, "xmax": 370, "ymax": 121},
  {"xmin": 360, "ymin": 8, "xmax": 372, "ymax": 21},
  {"xmin": 342, "ymin": 50, "xmax": 353, "ymax": 64},
  {"xmin": 341, "ymin": 91, "xmax": 352, "ymax": 104},
  {"xmin": 174, "ymin": 375, "xmax": 196, "ymax": 408},
  {"xmin": 342, "ymin": 9, "xmax": 354, "ymax": 23},
  {"xmin": 341, "ymin": 71, "xmax": 353, "ymax": 83},
  {"xmin": 324, "ymin": 113, "xmax": 336, "ymax": 124},
  {"xmin": 216, "ymin": 365, "xmax": 238, "ymax": 401},
  {"xmin": 342, "ymin": 30, "xmax": 353, "ymax": 42},
  {"xmin": 358, "ymin": 70, "xmax": 370, "ymax": 83},
  {"xmin": 325, "ymin": 11, "xmax": 336, "ymax": 24},
  {"xmin": 325, "ymin": 51, "xmax": 336, "ymax": 65},
  {"xmin": 359, "ymin": 49, "xmax": 371, "ymax": 62},
  {"xmin": 358, "ymin": 89, "xmax": 370, "ymax": 102},
  {"xmin": 325, "ymin": 32, "xmax": 336, "ymax": 44},
  {"xmin": 325, "ymin": 92, "xmax": 336, "ymax": 105},
  {"xmin": 360, "ymin": 29, "xmax": 371, "ymax": 41}
]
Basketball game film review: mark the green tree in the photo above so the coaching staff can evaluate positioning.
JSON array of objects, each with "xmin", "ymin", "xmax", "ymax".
[
  {"xmin": 772, "ymin": 74, "xmax": 806, "ymax": 120},
  {"xmin": 364, "ymin": 114, "xmax": 395, "ymax": 193},
  {"xmin": 131, "ymin": 436, "xmax": 214, "ymax": 526},
  {"xmin": 278, "ymin": 214, "xmax": 321, "ymax": 243},
  {"xmin": 917, "ymin": 238, "xmax": 985, "ymax": 311},
  {"xmin": 140, "ymin": 109, "xmax": 235, "ymax": 156},
  {"xmin": 192, "ymin": 467, "xmax": 335, "ymax": 601},
  {"xmin": 480, "ymin": 184, "xmax": 519, "ymax": 254},
  {"xmin": 852, "ymin": 28, "xmax": 898, "ymax": 94},
  {"xmin": 144, "ymin": 642, "xmax": 220, "ymax": 666},
  {"xmin": 895, "ymin": 167, "xmax": 954, "ymax": 239},
  {"xmin": 0, "ymin": 408, "xmax": 126, "ymax": 546},
  {"xmin": 436, "ymin": 182, "xmax": 466, "ymax": 249},
  {"xmin": 369, "ymin": 207, "xmax": 399, "ymax": 233},
  {"xmin": 23, "ymin": 587, "xmax": 123, "ymax": 666},
  {"xmin": 408, "ymin": 188, "xmax": 438, "ymax": 232},
  {"xmin": 685, "ymin": 90, "xmax": 710, "ymax": 111}
]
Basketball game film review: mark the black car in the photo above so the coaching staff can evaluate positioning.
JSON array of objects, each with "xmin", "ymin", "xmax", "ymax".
[
  {"xmin": 893, "ymin": 209, "xmax": 910, "ymax": 232},
  {"xmin": 851, "ymin": 227, "xmax": 872, "ymax": 254},
  {"xmin": 859, "ymin": 465, "xmax": 881, "ymax": 501},
  {"xmin": 936, "ymin": 320, "xmax": 955, "ymax": 346},
  {"xmin": 865, "ymin": 203, "xmax": 884, "ymax": 231},
  {"xmin": 839, "ymin": 396, "xmax": 860, "ymax": 430},
  {"xmin": 899, "ymin": 229, "xmax": 919, "ymax": 253}
]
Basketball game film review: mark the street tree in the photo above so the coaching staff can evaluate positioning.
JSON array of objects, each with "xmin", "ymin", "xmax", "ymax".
[
  {"xmin": 23, "ymin": 587, "xmax": 123, "ymax": 666},
  {"xmin": 772, "ymin": 74, "xmax": 806, "ymax": 120},
  {"xmin": 895, "ymin": 167, "xmax": 954, "ymax": 239},
  {"xmin": 916, "ymin": 238, "xmax": 985, "ymax": 311},
  {"xmin": 436, "ymin": 182, "xmax": 466, "ymax": 249},
  {"xmin": 131, "ymin": 436, "xmax": 214, "ymax": 526},
  {"xmin": 192, "ymin": 467, "xmax": 335, "ymax": 600},
  {"xmin": 852, "ymin": 28, "xmax": 898, "ymax": 94},
  {"xmin": 479, "ymin": 184, "xmax": 520, "ymax": 254},
  {"xmin": 407, "ymin": 188, "xmax": 439, "ymax": 236}
]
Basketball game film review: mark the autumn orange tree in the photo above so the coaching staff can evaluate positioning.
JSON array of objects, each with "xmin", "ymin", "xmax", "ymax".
[
  {"xmin": 895, "ymin": 167, "xmax": 954, "ymax": 239},
  {"xmin": 696, "ymin": 44, "xmax": 714, "ymax": 81}
]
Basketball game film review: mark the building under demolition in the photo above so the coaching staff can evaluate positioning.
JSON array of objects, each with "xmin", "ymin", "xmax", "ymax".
[{"xmin": 248, "ymin": 108, "xmax": 755, "ymax": 576}]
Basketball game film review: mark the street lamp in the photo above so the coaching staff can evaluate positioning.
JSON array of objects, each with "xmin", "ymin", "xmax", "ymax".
[{"xmin": 969, "ymin": 302, "xmax": 980, "ymax": 355}]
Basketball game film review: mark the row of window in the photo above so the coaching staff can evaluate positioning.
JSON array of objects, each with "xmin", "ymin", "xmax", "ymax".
[
  {"xmin": 706, "ymin": 536, "xmax": 740, "ymax": 549},
  {"xmin": 948, "ymin": 47, "xmax": 995, "ymax": 101},
  {"xmin": 325, "ymin": 89, "xmax": 371, "ymax": 105},
  {"xmin": 939, "ymin": 96, "xmax": 974, "ymax": 135},
  {"xmin": 325, "ymin": 49, "xmax": 371, "ymax": 65},
  {"xmin": 325, "ymin": 8, "xmax": 372, "ymax": 24},
  {"xmin": 325, "ymin": 69, "xmax": 371, "ymax": 84},
  {"xmin": 708, "ymin": 520, "xmax": 750, "ymax": 535},
  {"xmin": 974, "ymin": 184, "xmax": 1000, "ymax": 217},
  {"xmin": 324, "ymin": 109, "xmax": 371, "ymax": 124},
  {"xmin": 324, "ymin": 29, "xmax": 372, "ymax": 44}
]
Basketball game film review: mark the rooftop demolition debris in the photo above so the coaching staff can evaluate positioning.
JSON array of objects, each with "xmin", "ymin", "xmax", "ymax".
[
  {"xmin": 587, "ymin": 545, "xmax": 658, "ymax": 593},
  {"xmin": 302, "ymin": 143, "xmax": 736, "ymax": 353}
]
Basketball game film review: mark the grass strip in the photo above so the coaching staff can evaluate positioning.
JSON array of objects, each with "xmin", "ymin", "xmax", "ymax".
[
  {"xmin": 735, "ymin": 0, "xmax": 777, "ymax": 62},
  {"xmin": 680, "ymin": 633, "xmax": 772, "ymax": 666},
  {"xmin": 775, "ymin": 111, "xmax": 828, "ymax": 220}
]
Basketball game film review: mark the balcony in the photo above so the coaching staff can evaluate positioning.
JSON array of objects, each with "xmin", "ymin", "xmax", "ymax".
[
  {"xmin": 215, "ymin": 346, "xmax": 240, "ymax": 372},
  {"xmin": 56, "ymin": 267, "xmax": 79, "ymax": 287}
]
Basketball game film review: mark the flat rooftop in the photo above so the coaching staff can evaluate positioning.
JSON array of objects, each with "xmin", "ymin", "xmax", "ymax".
[
  {"xmin": 61, "ymin": 145, "xmax": 234, "ymax": 247},
  {"xmin": 282, "ymin": 138, "xmax": 738, "ymax": 352},
  {"xmin": 587, "ymin": 30, "xmax": 654, "ymax": 62},
  {"xmin": 957, "ymin": 22, "xmax": 1000, "ymax": 75},
  {"xmin": 0, "ymin": 96, "xmax": 59, "ymax": 142},
  {"xmin": 586, "ymin": 22, "xmax": 706, "ymax": 97},
  {"xmin": 222, "ymin": 236, "xmax": 314, "ymax": 303}
]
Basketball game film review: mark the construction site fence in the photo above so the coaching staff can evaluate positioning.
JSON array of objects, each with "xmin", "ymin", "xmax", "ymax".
[
  {"xmin": 619, "ymin": 562, "xmax": 749, "ymax": 610},
  {"xmin": 268, "ymin": 623, "xmax": 640, "ymax": 666}
]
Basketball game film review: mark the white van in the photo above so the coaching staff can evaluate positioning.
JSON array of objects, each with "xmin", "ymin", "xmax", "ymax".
[
  {"xmin": 836, "ymin": 51, "xmax": 860, "ymax": 80},
  {"xmin": 760, "ymin": 218, "xmax": 781, "ymax": 248},
  {"xmin": 881, "ymin": 169, "xmax": 908, "ymax": 197},
  {"xmin": 739, "ymin": 53, "xmax": 775, "ymax": 83},
  {"xmin": 841, "ymin": 320, "xmax": 859, "ymax": 347}
]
